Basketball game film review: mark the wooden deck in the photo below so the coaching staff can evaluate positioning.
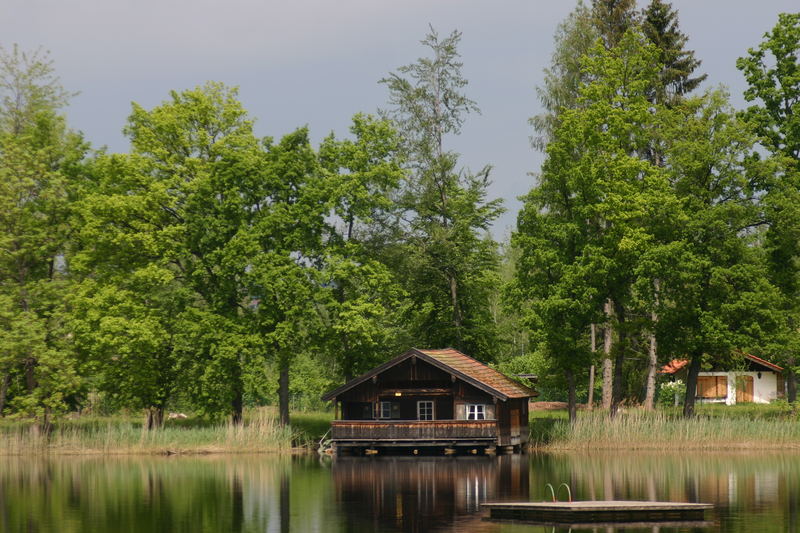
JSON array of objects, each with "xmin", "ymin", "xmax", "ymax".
[
  {"xmin": 331, "ymin": 420, "xmax": 496, "ymax": 444},
  {"xmin": 482, "ymin": 501, "xmax": 713, "ymax": 523}
]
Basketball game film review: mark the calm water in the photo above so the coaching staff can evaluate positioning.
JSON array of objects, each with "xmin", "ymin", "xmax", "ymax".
[{"xmin": 1, "ymin": 451, "xmax": 799, "ymax": 532}]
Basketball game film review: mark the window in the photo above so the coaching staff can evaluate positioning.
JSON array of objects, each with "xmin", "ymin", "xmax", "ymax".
[
  {"xmin": 417, "ymin": 401, "xmax": 434, "ymax": 421},
  {"xmin": 378, "ymin": 401, "xmax": 400, "ymax": 419},
  {"xmin": 466, "ymin": 404, "xmax": 486, "ymax": 420},
  {"xmin": 696, "ymin": 376, "xmax": 727, "ymax": 399}
]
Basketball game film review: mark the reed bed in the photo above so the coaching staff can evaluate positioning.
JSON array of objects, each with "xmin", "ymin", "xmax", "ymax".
[
  {"xmin": 0, "ymin": 408, "xmax": 307, "ymax": 455},
  {"xmin": 537, "ymin": 408, "xmax": 800, "ymax": 450}
]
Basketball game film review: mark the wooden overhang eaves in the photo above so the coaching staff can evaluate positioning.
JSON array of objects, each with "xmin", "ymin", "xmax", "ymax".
[{"xmin": 321, "ymin": 348, "xmax": 524, "ymax": 402}]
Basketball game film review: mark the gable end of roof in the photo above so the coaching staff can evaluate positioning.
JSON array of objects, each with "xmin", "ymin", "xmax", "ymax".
[{"xmin": 321, "ymin": 347, "xmax": 534, "ymax": 402}]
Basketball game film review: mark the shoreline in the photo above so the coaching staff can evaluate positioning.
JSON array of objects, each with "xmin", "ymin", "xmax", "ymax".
[
  {"xmin": 4, "ymin": 405, "xmax": 800, "ymax": 456},
  {"xmin": 0, "ymin": 446, "xmax": 313, "ymax": 457}
]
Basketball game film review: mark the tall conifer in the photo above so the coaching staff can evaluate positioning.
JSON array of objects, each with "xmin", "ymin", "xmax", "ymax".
[{"xmin": 642, "ymin": 0, "xmax": 707, "ymax": 105}]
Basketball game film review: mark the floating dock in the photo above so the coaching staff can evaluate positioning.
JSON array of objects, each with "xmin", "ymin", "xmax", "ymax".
[{"xmin": 482, "ymin": 501, "xmax": 713, "ymax": 523}]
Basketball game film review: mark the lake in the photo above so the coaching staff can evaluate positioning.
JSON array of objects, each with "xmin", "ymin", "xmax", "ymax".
[{"xmin": 2, "ymin": 451, "xmax": 798, "ymax": 532}]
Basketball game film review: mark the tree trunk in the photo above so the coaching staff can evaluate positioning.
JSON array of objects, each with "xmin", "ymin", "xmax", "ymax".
[
  {"xmin": 683, "ymin": 354, "xmax": 702, "ymax": 418},
  {"xmin": 644, "ymin": 280, "xmax": 660, "ymax": 410},
  {"xmin": 449, "ymin": 274, "xmax": 462, "ymax": 332},
  {"xmin": 145, "ymin": 407, "xmax": 164, "ymax": 430},
  {"xmin": 24, "ymin": 356, "xmax": 38, "ymax": 420},
  {"xmin": 788, "ymin": 368, "xmax": 797, "ymax": 404},
  {"xmin": 566, "ymin": 369, "xmax": 577, "ymax": 423},
  {"xmin": 231, "ymin": 378, "xmax": 243, "ymax": 426},
  {"xmin": 335, "ymin": 281, "xmax": 355, "ymax": 383},
  {"xmin": 341, "ymin": 331, "xmax": 354, "ymax": 383},
  {"xmin": 610, "ymin": 302, "xmax": 626, "ymax": 419},
  {"xmin": 0, "ymin": 373, "xmax": 9, "ymax": 416},
  {"xmin": 602, "ymin": 301, "xmax": 613, "ymax": 409},
  {"xmin": 588, "ymin": 325, "xmax": 596, "ymax": 411},
  {"xmin": 643, "ymin": 334, "xmax": 658, "ymax": 410},
  {"xmin": 278, "ymin": 359, "xmax": 290, "ymax": 427},
  {"xmin": 41, "ymin": 407, "xmax": 52, "ymax": 436},
  {"xmin": 24, "ymin": 356, "xmax": 36, "ymax": 394}
]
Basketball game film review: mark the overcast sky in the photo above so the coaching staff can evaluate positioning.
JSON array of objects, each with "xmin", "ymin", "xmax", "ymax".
[{"xmin": 3, "ymin": 0, "xmax": 798, "ymax": 237}]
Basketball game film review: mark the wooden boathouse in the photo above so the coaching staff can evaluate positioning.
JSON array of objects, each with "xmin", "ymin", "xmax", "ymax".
[{"xmin": 321, "ymin": 348, "xmax": 537, "ymax": 454}]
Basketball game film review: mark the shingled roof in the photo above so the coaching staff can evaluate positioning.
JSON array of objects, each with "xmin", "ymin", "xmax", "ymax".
[
  {"xmin": 321, "ymin": 347, "xmax": 535, "ymax": 402},
  {"xmin": 660, "ymin": 353, "xmax": 783, "ymax": 374}
]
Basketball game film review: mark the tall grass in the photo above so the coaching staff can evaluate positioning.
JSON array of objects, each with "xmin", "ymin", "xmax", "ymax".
[
  {"xmin": 536, "ymin": 408, "xmax": 800, "ymax": 450},
  {"xmin": 0, "ymin": 408, "xmax": 332, "ymax": 455}
]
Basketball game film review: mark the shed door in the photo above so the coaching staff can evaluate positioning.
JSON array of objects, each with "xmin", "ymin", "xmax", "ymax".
[
  {"xmin": 510, "ymin": 409, "xmax": 520, "ymax": 437},
  {"xmin": 736, "ymin": 376, "xmax": 754, "ymax": 403}
]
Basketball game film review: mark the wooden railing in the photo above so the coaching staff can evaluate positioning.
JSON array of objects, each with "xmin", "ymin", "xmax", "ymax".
[{"xmin": 331, "ymin": 420, "xmax": 496, "ymax": 441}]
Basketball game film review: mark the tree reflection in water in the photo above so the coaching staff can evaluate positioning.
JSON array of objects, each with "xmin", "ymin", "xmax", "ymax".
[{"xmin": 2, "ymin": 452, "xmax": 800, "ymax": 532}]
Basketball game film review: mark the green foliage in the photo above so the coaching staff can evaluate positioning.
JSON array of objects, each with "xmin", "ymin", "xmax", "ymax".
[
  {"xmin": 737, "ymin": 13, "xmax": 800, "ymax": 385},
  {"xmin": 0, "ymin": 44, "xmax": 88, "ymax": 422},
  {"xmin": 641, "ymin": 0, "xmax": 707, "ymax": 104},
  {"xmin": 317, "ymin": 114, "xmax": 409, "ymax": 379},
  {"xmin": 0, "ymin": 45, "xmax": 74, "ymax": 135},
  {"xmin": 530, "ymin": 2, "xmax": 598, "ymax": 151},
  {"xmin": 74, "ymin": 83, "xmax": 332, "ymax": 424},
  {"xmin": 654, "ymin": 90, "xmax": 780, "ymax": 370},
  {"xmin": 73, "ymin": 83, "xmax": 261, "ymax": 422},
  {"xmin": 591, "ymin": 0, "xmax": 638, "ymax": 49},
  {"xmin": 381, "ymin": 26, "xmax": 504, "ymax": 362},
  {"xmin": 3, "ymin": 14, "xmax": 798, "ymax": 441},
  {"xmin": 737, "ymin": 13, "xmax": 800, "ymax": 164},
  {"xmin": 498, "ymin": 349, "xmax": 589, "ymax": 402},
  {"xmin": 516, "ymin": 30, "xmax": 670, "ymax": 409},
  {"xmin": 657, "ymin": 379, "xmax": 685, "ymax": 406}
]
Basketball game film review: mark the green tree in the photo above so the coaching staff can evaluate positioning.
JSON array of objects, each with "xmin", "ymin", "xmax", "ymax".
[
  {"xmin": 79, "ymin": 83, "xmax": 266, "ymax": 423},
  {"xmin": 517, "ymin": 31, "xmax": 674, "ymax": 420},
  {"xmin": 317, "ymin": 114, "xmax": 409, "ymax": 381},
  {"xmin": 592, "ymin": 0, "xmax": 638, "ymax": 49},
  {"xmin": 638, "ymin": 0, "xmax": 706, "ymax": 408},
  {"xmin": 70, "ymin": 276, "xmax": 189, "ymax": 429},
  {"xmin": 245, "ymin": 127, "xmax": 327, "ymax": 426},
  {"xmin": 641, "ymin": 0, "xmax": 707, "ymax": 106},
  {"xmin": 381, "ymin": 27, "xmax": 504, "ymax": 361},
  {"xmin": 530, "ymin": 2, "xmax": 598, "ymax": 151},
  {"xmin": 531, "ymin": 3, "xmax": 708, "ymax": 411},
  {"xmin": 656, "ymin": 89, "xmax": 779, "ymax": 417},
  {"xmin": 737, "ymin": 12, "xmax": 800, "ymax": 401},
  {"xmin": 737, "ymin": 13, "xmax": 800, "ymax": 163},
  {"xmin": 0, "ymin": 45, "xmax": 87, "ymax": 427}
]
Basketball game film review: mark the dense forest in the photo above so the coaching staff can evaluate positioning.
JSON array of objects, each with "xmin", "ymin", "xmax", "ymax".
[{"xmin": 1, "ymin": 1, "xmax": 799, "ymax": 429}]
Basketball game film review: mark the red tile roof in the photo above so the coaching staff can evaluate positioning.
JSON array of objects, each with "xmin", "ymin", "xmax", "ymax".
[
  {"xmin": 660, "ymin": 359, "xmax": 689, "ymax": 374},
  {"xmin": 321, "ymin": 347, "xmax": 535, "ymax": 401},
  {"xmin": 660, "ymin": 354, "xmax": 783, "ymax": 374},
  {"xmin": 743, "ymin": 353, "xmax": 783, "ymax": 372},
  {"xmin": 416, "ymin": 348, "xmax": 534, "ymax": 399}
]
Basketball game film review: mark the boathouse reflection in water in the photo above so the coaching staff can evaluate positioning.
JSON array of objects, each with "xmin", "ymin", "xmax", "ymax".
[{"xmin": 332, "ymin": 455, "xmax": 528, "ymax": 532}]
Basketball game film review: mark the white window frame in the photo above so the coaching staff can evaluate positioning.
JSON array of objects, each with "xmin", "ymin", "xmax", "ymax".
[
  {"xmin": 466, "ymin": 404, "xmax": 486, "ymax": 420},
  {"xmin": 417, "ymin": 400, "xmax": 434, "ymax": 421},
  {"xmin": 379, "ymin": 401, "xmax": 392, "ymax": 419}
]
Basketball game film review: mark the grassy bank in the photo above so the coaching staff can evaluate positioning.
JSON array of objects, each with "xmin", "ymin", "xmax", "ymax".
[
  {"xmin": 531, "ymin": 404, "xmax": 800, "ymax": 450},
  {"xmin": 0, "ymin": 409, "xmax": 334, "ymax": 456}
]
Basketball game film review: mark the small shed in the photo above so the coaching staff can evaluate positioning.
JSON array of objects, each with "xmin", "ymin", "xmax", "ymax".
[
  {"xmin": 321, "ymin": 348, "xmax": 537, "ymax": 453},
  {"xmin": 661, "ymin": 353, "xmax": 784, "ymax": 405}
]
